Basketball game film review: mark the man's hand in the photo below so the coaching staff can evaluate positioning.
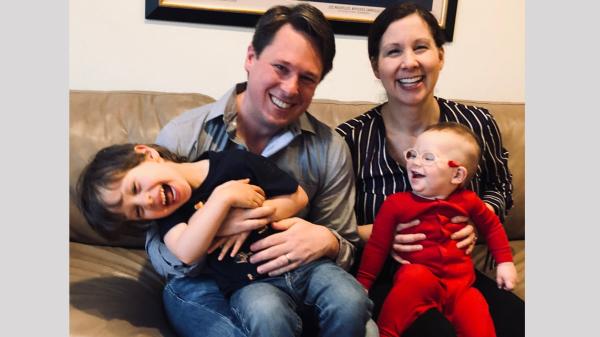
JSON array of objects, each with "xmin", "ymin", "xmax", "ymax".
[
  {"xmin": 449, "ymin": 215, "xmax": 477, "ymax": 254},
  {"xmin": 391, "ymin": 219, "xmax": 424, "ymax": 265},
  {"xmin": 248, "ymin": 217, "xmax": 338, "ymax": 277},
  {"xmin": 217, "ymin": 206, "xmax": 275, "ymax": 236}
]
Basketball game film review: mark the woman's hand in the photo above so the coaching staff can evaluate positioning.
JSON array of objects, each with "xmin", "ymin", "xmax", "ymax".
[
  {"xmin": 450, "ymin": 202, "xmax": 495, "ymax": 253},
  {"xmin": 391, "ymin": 219, "xmax": 425, "ymax": 264},
  {"xmin": 450, "ymin": 215, "xmax": 477, "ymax": 254}
]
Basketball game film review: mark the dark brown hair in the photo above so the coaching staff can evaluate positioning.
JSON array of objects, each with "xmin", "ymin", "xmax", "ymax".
[
  {"xmin": 75, "ymin": 143, "xmax": 186, "ymax": 239},
  {"xmin": 368, "ymin": 2, "xmax": 446, "ymax": 62},
  {"xmin": 252, "ymin": 4, "xmax": 336, "ymax": 80}
]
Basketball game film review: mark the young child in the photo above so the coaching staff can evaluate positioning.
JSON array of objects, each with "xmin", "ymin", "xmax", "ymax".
[
  {"xmin": 356, "ymin": 123, "xmax": 517, "ymax": 337},
  {"xmin": 76, "ymin": 144, "xmax": 309, "ymax": 295}
]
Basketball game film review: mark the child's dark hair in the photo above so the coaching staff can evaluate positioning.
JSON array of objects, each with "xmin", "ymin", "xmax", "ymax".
[{"xmin": 75, "ymin": 143, "xmax": 187, "ymax": 239}]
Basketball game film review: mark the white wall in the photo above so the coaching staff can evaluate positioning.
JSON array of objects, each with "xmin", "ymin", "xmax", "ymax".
[{"xmin": 70, "ymin": 0, "xmax": 524, "ymax": 103}]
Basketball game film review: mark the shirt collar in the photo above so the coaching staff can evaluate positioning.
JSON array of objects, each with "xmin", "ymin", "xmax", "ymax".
[
  {"xmin": 211, "ymin": 81, "xmax": 317, "ymax": 132},
  {"xmin": 205, "ymin": 83, "xmax": 242, "ymax": 122},
  {"xmin": 207, "ymin": 82, "xmax": 317, "ymax": 150}
]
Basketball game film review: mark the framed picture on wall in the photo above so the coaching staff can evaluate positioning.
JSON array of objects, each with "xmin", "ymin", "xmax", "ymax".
[{"xmin": 146, "ymin": 0, "xmax": 458, "ymax": 41}]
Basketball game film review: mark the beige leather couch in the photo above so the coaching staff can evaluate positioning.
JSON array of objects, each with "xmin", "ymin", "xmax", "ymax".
[{"xmin": 69, "ymin": 90, "xmax": 525, "ymax": 336}]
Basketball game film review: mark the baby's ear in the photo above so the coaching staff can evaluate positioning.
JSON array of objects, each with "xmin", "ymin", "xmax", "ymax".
[
  {"xmin": 134, "ymin": 145, "xmax": 161, "ymax": 161},
  {"xmin": 451, "ymin": 166, "xmax": 467, "ymax": 185}
]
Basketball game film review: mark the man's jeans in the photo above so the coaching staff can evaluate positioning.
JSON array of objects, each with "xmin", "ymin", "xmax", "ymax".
[
  {"xmin": 163, "ymin": 274, "xmax": 246, "ymax": 337},
  {"xmin": 162, "ymin": 259, "xmax": 376, "ymax": 337},
  {"xmin": 230, "ymin": 258, "xmax": 372, "ymax": 337}
]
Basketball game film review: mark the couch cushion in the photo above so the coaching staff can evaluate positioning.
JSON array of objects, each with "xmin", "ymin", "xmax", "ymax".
[
  {"xmin": 69, "ymin": 242, "xmax": 175, "ymax": 336},
  {"xmin": 472, "ymin": 240, "xmax": 525, "ymax": 300},
  {"xmin": 70, "ymin": 92, "xmax": 524, "ymax": 245}
]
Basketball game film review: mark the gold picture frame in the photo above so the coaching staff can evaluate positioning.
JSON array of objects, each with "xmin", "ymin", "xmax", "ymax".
[{"xmin": 146, "ymin": 0, "xmax": 457, "ymax": 40}]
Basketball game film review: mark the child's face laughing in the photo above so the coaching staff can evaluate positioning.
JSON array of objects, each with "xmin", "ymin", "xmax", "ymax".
[{"xmin": 101, "ymin": 159, "xmax": 192, "ymax": 221}]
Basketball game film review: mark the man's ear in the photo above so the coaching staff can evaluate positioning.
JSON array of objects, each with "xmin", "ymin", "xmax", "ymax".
[
  {"xmin": 133, "ymin": 145, "xmax": 162, "ymax": 162},
  {"xmin": 451, "ymin": 166, "xmax": 467, "ymax": 185}
]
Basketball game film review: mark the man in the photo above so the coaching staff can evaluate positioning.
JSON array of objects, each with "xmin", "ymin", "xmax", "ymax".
[{"xmin": 145, "ymin": 4, "xmax": 374, "ymax": 337}]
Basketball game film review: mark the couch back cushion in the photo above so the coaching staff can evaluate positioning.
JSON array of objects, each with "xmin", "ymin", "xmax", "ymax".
[
  {"xmin": 70, "ymin": 91, "xmax": 524, "ymax": 247},
  {"xmin": 308, "ymin": 99, "xmax": 524, "ymax": 241}
]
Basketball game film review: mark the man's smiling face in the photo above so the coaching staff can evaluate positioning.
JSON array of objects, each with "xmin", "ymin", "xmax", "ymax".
[{"xmin": 242, "ymin": 23, "xmax": 323, "ymax": 133}]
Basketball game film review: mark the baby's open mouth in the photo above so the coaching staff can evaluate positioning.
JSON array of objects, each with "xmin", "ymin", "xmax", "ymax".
[
  {"xmin": 160, "ymin": 184, "xmax": 175, "ymax": 206},
  {"xmin": 411, "ymin": 170, "xmax": 425, "ymax": 179}
]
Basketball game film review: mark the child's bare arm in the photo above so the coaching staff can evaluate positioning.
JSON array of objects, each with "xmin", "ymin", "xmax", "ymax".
[
  {"xmin": 163, "ymin": 179, "xmax": 265, "ymax": 265},
  {"xmin": 209, "ymin": 186, "xmax": 308, "ymax": 260},
  {"xmin": 262, "ymin": 185, "xmax": 308, "ymax": 221}
]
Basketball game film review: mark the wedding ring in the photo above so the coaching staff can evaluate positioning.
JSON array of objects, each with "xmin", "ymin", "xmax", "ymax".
[{"xmin": 285, "ymin": 253, "xmax": 292, "ymax": 265}]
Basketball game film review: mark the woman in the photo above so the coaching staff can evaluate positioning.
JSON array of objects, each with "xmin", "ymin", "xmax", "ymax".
[{"xmin": 336, "ymin": 3, "xmax": 524, "ymax": 337}]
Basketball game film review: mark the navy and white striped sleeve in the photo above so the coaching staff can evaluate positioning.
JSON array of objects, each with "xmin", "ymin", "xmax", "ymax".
[{"xmin": 440, "ymin": 99, "xmax": 513, "ymax": 219}]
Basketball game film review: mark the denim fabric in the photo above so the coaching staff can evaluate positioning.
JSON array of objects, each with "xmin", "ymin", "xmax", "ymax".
[
  {"xmin": 229, "ymin": 259, "xmax": 373, "ymax": 337},
  {"xmin": 162, "ymin": 275, "xmax": 247, "ymax": 337}
]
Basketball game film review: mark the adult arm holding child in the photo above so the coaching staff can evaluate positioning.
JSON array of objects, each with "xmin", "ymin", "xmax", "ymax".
[{"xmin": 247, "ymin": 136, "xmax": 358, "ymax": 276}]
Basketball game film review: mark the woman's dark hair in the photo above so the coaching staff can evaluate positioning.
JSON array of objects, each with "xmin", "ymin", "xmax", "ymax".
[
  {"xmin": 75, "ymin": 143, "xmax": 187, "ymax": 239},
  {"xmin": 368, "ymin": 2, "xmax": 446, "ymax": 62},
  {"xmin": 252, "ymin": 4, "xmax": 336, "ymax": 80}
]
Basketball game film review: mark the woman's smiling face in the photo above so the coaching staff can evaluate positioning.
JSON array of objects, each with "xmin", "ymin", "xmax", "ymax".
[{"xmin": 373, "ymin": 13, "xmax": 444, "ymax": 107}]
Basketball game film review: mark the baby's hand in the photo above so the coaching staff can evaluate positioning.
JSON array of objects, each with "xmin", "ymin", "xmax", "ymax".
[
  {"xmin": 214, "ymin": 179, "xmax": 266, "ymax": 208},
  {"xmin": 496, "ymin": 262, "xmax": 517, "ymax": 291}
]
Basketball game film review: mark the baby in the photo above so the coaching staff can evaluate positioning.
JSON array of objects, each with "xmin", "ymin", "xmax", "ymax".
[{"xmin": 356, "ymin": 122, "xmax": 517, "ymax": 337}]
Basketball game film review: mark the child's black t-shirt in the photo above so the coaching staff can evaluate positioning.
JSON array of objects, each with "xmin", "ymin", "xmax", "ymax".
[{"xmin": 157, "ymin": 149, "xmax": 299, "ymax": 295}]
